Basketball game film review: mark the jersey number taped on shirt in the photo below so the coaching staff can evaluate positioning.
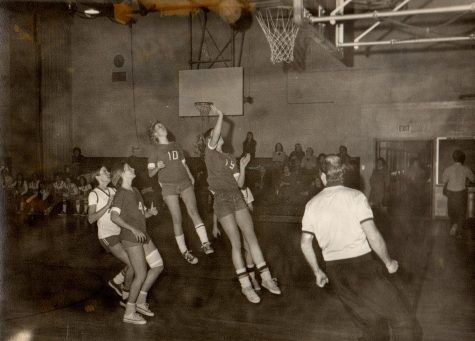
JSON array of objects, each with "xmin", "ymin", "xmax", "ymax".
[
  {"xmin": 167, "ymin": 151, "xmax": 179, "ymax": 161},
  {"xmin": 225, "ymin": 159, "xmax": 235, "ymax": 170}
]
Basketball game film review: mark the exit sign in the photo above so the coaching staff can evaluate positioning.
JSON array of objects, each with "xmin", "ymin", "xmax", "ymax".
[{"xmin": 399, "ymin": 124, "xmax": 410, "ymax": 132}]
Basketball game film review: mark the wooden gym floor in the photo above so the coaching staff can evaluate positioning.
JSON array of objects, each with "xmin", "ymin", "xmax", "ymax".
[{"xmin": 0, "ymin": 206, "xmax": 474, "ymax": 340}]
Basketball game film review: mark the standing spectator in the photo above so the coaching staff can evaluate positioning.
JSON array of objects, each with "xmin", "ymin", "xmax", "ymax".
[
  {"xmin": 300, "ymin": 147, "xmax": 318, "ymax": 186},
  {"xmin": 301, "ymin": 155, "xmax": 420, "ymax": 341},
  {"xmin": 242, "ymin": 131, "xmax": 257, "ymax": 159},
  {"xmin": 370, "ymin": 158, "xmax": 389, "ymax": 210},
  {"xmin": 272, "ymin": 143, "xmax": 287, "ymax": 194},
  {"xmin": 71, "ymin": 147, "xmax": 86, "ymax": 178},
  {"xmin": 442, "ymin": 150, "xmax": 474, "ymax": 236},
  {"xmin": 405, "ymin": 158, "xmax": 427, "ymax": 212},
  {"xmin": 337, "ymin": 145, "xmax": 352, "ymax": 165}
]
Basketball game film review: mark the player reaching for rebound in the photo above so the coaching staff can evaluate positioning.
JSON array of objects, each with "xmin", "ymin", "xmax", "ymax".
[
  {"xmin": 204, "ymin": 105, "xmax": 281, "ymax": 303},
  {"xmin": 148, "ymin": 121, "xmax": 213, "ymax": 264},
  {"xmin": 87, "ymin": 166, "xmax": 132, "ymax": 302},
  {"xmin": 111, "ymin": 162, "xmax": 163, "ymax": 325},
  {"xmin": 213, "ymin": 186, "xmax": 261, "ymax": 291}
]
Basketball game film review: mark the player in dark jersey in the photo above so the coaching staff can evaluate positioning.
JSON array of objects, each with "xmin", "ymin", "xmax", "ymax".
[
  {"xmin": 110, "ymin": 162, "xmax": 163, "ymax": 325},
  {"xmin": 204, "ymin": 105, "xmax": 281, "ymax": 304},
  {"xmin": 148, "ymin": 121, "xmax": 213, "ymax": 265}
]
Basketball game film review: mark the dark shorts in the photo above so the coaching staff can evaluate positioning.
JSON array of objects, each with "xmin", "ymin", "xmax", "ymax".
[
  {"xmin": 120, "ymin": 229, "xmax": 150, "ymax": 248},
  {"xmin": 160, "ymin": 179, "xmax": 192, "ymax": 197},
  {"xmin": 99, "ymin": 235, "xmax": 122, "ymax": 251},
  {"xmin": 213, "ymin": 190, "xmax": 248, "ymax": 219}
]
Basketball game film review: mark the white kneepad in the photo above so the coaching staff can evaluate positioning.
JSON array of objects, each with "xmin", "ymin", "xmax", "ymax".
[{"xmin": 146, "ymin": 249, "xmax": 163, "ymax": 268}]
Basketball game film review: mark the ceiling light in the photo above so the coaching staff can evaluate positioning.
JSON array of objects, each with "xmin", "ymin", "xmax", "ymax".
[{"xmin": 84, "ymin": 8, "xmax": 100, "ymax": 15}]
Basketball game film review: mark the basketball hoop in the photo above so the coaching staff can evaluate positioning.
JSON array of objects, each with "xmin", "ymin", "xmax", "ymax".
[
  {"xmin": 256, "ymin": 7, "xmax": 300, "ymax": 64},
  {"xmin": 194, "ymin": 101, "xmax": 214, "ymax": 117}
]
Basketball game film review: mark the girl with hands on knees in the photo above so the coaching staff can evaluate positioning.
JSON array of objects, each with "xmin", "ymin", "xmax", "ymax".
[
  {"xmin": 204, "ymin": 105, "xmax": 281, "ymax": 304},
  {"xmin": 110, "ymin": 162, "xmax": 163, "ymax": 325}
]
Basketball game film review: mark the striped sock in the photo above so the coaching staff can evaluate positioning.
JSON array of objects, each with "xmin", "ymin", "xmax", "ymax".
[
  {"xmin": 257, "ymin": 262, "xmax": 272, "ymax": 282},
  {"xmin": 195, "ymin": 223, "xmax": 209, "ymax": 244},
  {"xmin": 236, "ymin": 268, "xmax": 252, "ymax": 289}
]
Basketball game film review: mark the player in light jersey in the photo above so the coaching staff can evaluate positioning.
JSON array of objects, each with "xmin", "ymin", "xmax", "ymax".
[
  {"xmin": 204, "ymin": 105, "xmax": 281, "ymax": 304},
  {"xmin": 87, "ymin": 166, "xmax": 131, "ymax": 301},
  {"xmin": 111, "ymin": 162, "xmax": 163, "ymax": 325},
  {"xmin": 148, "ymin": 121, "xmax": 213, "ymax": 265}
]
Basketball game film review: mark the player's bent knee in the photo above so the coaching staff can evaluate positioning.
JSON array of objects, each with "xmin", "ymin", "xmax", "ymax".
[{"xmin": 146, "ymin": 249, "xmax": 164, "ymax": 269}]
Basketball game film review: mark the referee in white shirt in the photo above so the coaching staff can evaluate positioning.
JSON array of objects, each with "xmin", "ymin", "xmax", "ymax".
[{"xmin": 301, "ymin": 155, "xmax": 419, "ymax": 341}]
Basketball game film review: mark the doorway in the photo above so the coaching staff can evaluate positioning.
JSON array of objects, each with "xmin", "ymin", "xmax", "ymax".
[{"xmin": 376, "ymin": 140, "xmax": 433, "ymax": 217}]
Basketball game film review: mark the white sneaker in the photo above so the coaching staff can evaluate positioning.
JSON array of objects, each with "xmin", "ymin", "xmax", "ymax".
[
  {"xmin": 123, "ymin": 312, "xmax": 146, "ymax": 325},
  {"xmin": 136, "ymin": 303, "xmax": 154, "ymax": 317},
  {"xmin": 201, "ymin": 242, "xmax": 214, "ymax": 255},
  {"xmin": 183, "ymin": 250, "xmax": 198, "ymax": 264},
  {"xmin": 262, "ymin": 278, "xmax": 281, "ymax": 295},
  {"xmin": 241, "ymin": 286, "xmax": 260, "ymax": 304}
]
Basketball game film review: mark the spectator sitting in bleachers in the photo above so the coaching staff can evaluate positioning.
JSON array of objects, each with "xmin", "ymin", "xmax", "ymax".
[
  {"xmin": 289, "ymin": 143, "xmax": 305, "ymax": 164},
  {"xmin": 63, "ymin": 175, "xmax": 79, "ymax": 215},
  {"xmin": 277, "ymin": 164, "xmax": 297, "ymax": 203},
  {"xmin": 45, "ymin": 173, "xmax": 67, "ymax": 216},
  {"xmin": 13, "ymin": 172, "xmax": 28, "ymax": 213},
  {"xmin": 77, "ymin": 176, "xmax": 92, "ymax": 216},
  {"xmin": 28, "ymin": 173, "xmax": 41, "ymax": 194},
  {"xmin": 25, "ymin": 181, "xmax": 52, "ymax": 223}
]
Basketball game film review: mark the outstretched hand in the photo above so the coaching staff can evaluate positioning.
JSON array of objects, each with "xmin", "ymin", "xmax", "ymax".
[{"xmin": 210, "ymin": 104, "xmax": 223, "ymax": 116}]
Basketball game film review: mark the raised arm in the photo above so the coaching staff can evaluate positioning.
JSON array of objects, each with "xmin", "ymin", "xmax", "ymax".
[
  {"xmin": 209, "ymin": 105, "xmax": 224, "ymax": 149},
  {"xmin": 361, "ymin": 220, "xmax": 398, "ymax": 273},
  {"xmin": 236, "ymin": 154, "xmax": 251, "ymax": 188}
]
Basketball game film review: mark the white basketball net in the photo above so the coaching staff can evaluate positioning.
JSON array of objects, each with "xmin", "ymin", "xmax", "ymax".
[{"xmin": 256, "ymin": 7, "xmax": 300, "ymax": 64}]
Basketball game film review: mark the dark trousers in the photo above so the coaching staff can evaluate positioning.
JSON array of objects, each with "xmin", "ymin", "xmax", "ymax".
[
  {"xmin": 447, "ymin": 189, "xmax": 467, "ymax": 228},
  {"xmin": 326, "ymin": 253, "xmax": 419, "ymax": 341}
]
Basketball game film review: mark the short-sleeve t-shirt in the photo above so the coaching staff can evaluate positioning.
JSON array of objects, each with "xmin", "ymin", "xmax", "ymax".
[
  {"xmin": 88, "ymin": 187, "xmax": 120, "ymax": 239},
  {"xmin": 301, "ymin": 185, "xmax": 373, "ymax": 261},
  {"xmin": 111, "ymin": 187, "xmax": 147, "ymax": 233},
  {"xmin": 205, "ymin": 143, "xmax": 240, "ymax": 193},
  {"xmin": 148, "ymin": 142, "xmax": 188, "ymax": 184}
]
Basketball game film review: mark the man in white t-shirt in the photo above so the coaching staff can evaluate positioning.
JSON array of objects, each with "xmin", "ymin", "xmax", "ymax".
[{"xmin": 301, "ymin": 155, "xmax": 420, "ymax": 341}]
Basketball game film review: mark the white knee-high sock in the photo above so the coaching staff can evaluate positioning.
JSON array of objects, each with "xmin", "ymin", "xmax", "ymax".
[
  {"xmin": 175, "ymin": 234, "xmax": 188, "ymax": 253},
  {"xmin": 195, "ymin": 223, "xmax": 209, "ymax": 244}
]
